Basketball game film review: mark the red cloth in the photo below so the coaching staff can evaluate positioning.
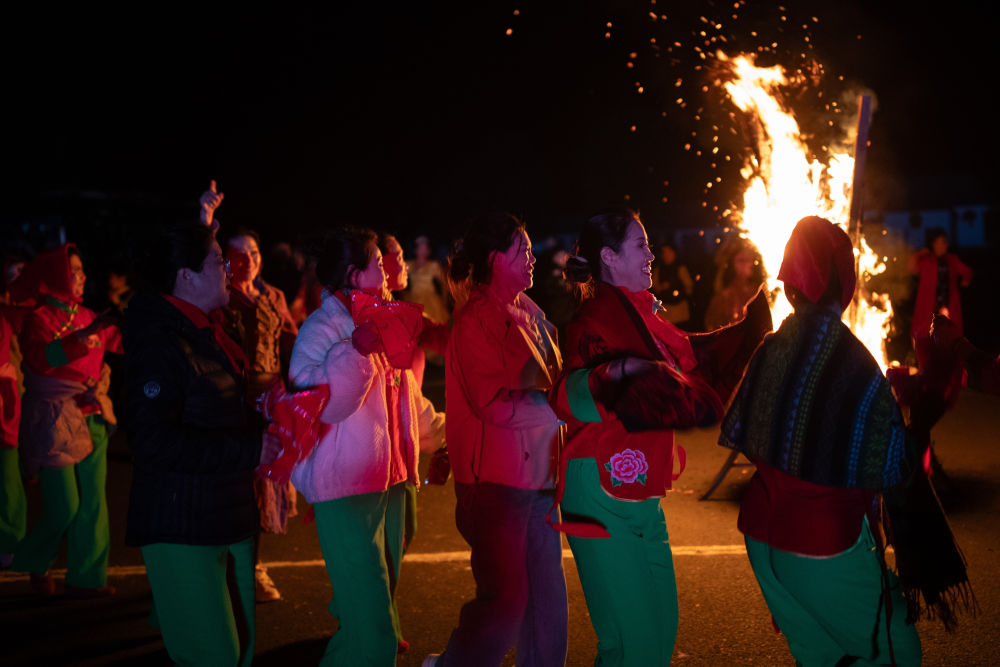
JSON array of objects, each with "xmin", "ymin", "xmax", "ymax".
[
  {"xmin": 11, "ymin": 244, "xmax": 80, "ymax": 305},
  {"xmin": 551, "ymin": 284, "xmax": 697, "ymax": 505},
  {"xmin": 777, "ymin": 216, "xmax": 856, "ymax": 311},
  {"xmin": 163, "ymin": 295, "xmax": 248, "ymax": 375},
  {"xmin": 256, "ymin": 381, "xmax": 331, "ymax": 484},
  {"xmin": 13, "ymin": 245, "xmax": 123, "ymax": 418},
  {"xmin": 550, "ymin": 282, "xmax": 769, "ymax": 537},
  {"xmin": 738, "ymin": 460, "xmax": 875, "ymax": 556},
  {"xmin": 334, "ymin": 289, "xmax": 425, "ymax": 369},
  {"xmin": 910, "ymin": 251, "xmax": 972, "ymax": 341}
]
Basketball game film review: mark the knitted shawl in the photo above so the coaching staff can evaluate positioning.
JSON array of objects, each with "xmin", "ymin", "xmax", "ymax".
[{"xmin": 719, "ymin": 304, "xmax": 907, "ymax": 490}]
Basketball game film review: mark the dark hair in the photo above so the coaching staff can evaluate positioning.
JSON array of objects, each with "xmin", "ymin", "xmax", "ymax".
[
  {"xmin": 925, "ymin": 227, "xmax": 948, "ymax": 249},
  {"xmin": 315, "ymin": 226, "xmax": 378, "ymax": 292},
  {"xmin": 714, "ymin": 236, "xmax": 765, "ymax": 293},
  {"xmin": 223, "ymin": 227, "xmax": 262, "ymax": 250},
  {"xmin": 564, "ymin": 208, "xmax": 639, "ymax": 290},
  {"xmin": 448, "ymin": 212, "xmax": 525, "ymax": 286},
  {"xmin": 377, "ymin": 233, "xmax": 399, "ymax": 256},
  {"xmin": 143, "ymin": 223, "xmax": 216, "ymax": 294}
]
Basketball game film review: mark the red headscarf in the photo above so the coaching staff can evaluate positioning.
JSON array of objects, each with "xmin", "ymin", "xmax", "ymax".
[
  {"xmin": 11, "ymin": 244, "xmax": 79, "ymax": 305},
  {"xmin": 777, "ymin": 216, "xmax": 856, "ymax": 311}
]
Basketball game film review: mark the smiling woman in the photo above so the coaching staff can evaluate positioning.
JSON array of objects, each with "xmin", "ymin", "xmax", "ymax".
[
  {"xmin": 122, "ymin": 223, "xmax": 277, "ymax": 666},
  {"xmin": 552, "ymin": 207, "xmax": 771, "ymax": 665}
]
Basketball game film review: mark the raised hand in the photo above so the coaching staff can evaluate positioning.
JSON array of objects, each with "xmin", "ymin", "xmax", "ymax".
[{"xmin": 199, "ymin": 180, "xmax": 225, "ymax": 231}]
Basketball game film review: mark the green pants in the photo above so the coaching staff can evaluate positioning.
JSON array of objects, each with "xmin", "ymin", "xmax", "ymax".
[
  {"xmin": 562, "ymin": 458, "xmax": 678, "ymax": 667},
  {"xmin": 13, "ymin": 415, "xmax": 110, "ymax": 587},
  {"xmin": 313, "ymin": 483, "xmax": 406, "ymax": 667},
  {"xmin": 746, "ymin": 522, "xmax": 922, "ymax": 666},
  {"xmin": 142, "ymin": 538, "xmax": 255, "ymax": 667},
  {"xmin": 0, "ymin": 446, "xmax": 27, "ymax": 553},
  {"xmin": 403, "ymin": 481, "xmax": 418, "ymax": 551}
]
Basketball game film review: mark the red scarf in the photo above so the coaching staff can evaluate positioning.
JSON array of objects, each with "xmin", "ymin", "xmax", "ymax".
[
  {"xmin": 334, "ymin": 289, "xmax": 424, "ymax": 369},
  {"xmin": 619, "ymin": 287, "xmax": 697, "ymax": 372},
  {"xmin": 163, "ymin": 295, "xmax": 248, "ymax": 375}
]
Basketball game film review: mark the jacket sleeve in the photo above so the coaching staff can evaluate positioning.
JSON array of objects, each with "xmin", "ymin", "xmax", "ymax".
[
  {"xmin": 289, "ymin": 309, "xmax": 378, "ymax": 424},
  {"xmin": 550, "ymin": 315, "xmax": 626, "ymax": 425},
  {"xmin": 125, "ymin": 330, "xmax": 262, "ymax": 474},
  {"xmin": 408, "ymin": 370, "xmax": 446, "ymax": 453},
  {"xmin": 952, "ymin": 255, "xmax": 973, "ymax": 284},
  {"xmin": 20, "ymin": 310, "xmax": 90, "ymax": 372},
  {"xmin": 450, "ymin": 311, "xmax": 557, "ymax": 430}
]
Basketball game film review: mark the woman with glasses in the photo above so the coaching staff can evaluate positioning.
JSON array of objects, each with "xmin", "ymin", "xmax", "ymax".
[{"xmin": 123, "ymin": 223, "xmax": 279, "ymax": 666}]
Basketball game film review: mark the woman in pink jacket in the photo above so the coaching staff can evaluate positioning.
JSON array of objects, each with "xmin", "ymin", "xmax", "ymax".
[
  {"xmin": 424, "ymin": 213, "xmax": 567, "ymax": 667},
  {"xmin": 289, "ymin": 227, "xmax": 443, "ymax": 666}
]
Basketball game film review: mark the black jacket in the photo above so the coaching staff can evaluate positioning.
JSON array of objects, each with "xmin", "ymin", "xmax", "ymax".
[{"xmin": 122, "ymin": 291, "xmax": 262, "ymax": 547}]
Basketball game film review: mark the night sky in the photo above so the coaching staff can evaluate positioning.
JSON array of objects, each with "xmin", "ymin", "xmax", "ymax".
[{"xmin": 6, "ymin": 1, "xmax": 999, "ymax": 247}]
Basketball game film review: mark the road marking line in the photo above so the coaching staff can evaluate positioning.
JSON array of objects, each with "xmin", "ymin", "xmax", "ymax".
[{"xmin": 0, "ymin": 545, "xmax": 745, "ymax": 582}]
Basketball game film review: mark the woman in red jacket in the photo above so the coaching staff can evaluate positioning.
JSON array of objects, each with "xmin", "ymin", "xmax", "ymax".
[
  {"xmin": 425, "ymin": 213, "xmax": 567, "ymax": 667},
  {"xmin": 551, "ymin": 209, "xmax": 768, "ymax": 666},
  {"xmin": 11, "ymin": 244, "xmax": 121, "ymax": 596},
  {"xmin": 909, "ymin": 228, "xmax": 972, "ymax": 366}
]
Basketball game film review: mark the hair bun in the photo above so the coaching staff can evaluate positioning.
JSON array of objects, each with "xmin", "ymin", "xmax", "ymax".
[{"xmin": 563, "ymin": 254, "xmax": 594, "ymax": 284}]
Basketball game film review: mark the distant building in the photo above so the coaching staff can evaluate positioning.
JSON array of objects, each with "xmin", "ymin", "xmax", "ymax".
[{"xmin": 865, "ymin": 204, "xmax": 995, "ymax": 250}]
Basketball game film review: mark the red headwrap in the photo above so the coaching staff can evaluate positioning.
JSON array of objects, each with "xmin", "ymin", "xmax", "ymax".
[
  {"xmin": 777, "ymin": 216, "xmax": 856, "ymax": 311},
  {"xmin": 11, "ymin": 244, "xmax": 79, "ymax": 305}
]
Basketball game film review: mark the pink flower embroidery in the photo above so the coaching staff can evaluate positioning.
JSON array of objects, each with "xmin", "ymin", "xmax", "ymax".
[{"xmin": 605, "ymin": 448, "xmax": 649, "ymax": 486}]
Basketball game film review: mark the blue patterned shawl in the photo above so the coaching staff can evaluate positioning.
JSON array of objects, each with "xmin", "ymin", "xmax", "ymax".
[{"xmin": 718, "ymin": 305, "xmax": 908, "ymax": 489}]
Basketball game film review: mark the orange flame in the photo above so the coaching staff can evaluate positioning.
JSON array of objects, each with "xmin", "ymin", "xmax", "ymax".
[{"xmin": 718, "ymin": 52, "xmax": 892, "ymax": 369}]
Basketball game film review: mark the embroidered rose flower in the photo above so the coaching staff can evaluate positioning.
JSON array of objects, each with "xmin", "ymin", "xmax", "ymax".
[{"xmin": 604, "ymin": 448, "xmax": 649, "ymax": 486}]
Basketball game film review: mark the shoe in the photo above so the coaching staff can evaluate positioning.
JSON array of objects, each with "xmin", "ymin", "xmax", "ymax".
[
  {"xmin": 65, "ymin": 583, "xmax": 116, "ymax": 598},
  {"xmin": 397, "ymin": 639, "xmax": 410, "ymax": 654},
  {"xmin": 30, "ymin": 572, "xmax": 55, "ymax": 596},
  {"xmin": 422, "ymin": 654, "xmax": 441, "ymax": 667},
  {"xmin": 255, "ymin": 565, "xmax": 281, "ymax": 603}
]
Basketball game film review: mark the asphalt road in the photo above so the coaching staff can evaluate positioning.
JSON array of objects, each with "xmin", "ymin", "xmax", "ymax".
[{"xmin": 2, "ymin": 365, "xmax": 999, "ymax": 666}]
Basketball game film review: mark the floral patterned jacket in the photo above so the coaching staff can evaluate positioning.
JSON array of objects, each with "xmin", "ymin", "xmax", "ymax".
[{"xmin": 550, "ymin": 282, "xmax": 770, "ymax": 526}]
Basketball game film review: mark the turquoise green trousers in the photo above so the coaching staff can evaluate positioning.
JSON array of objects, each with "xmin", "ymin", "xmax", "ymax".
[
  {"xmin": 562, "ymin": 458, "xmax": 679, "ymax": 667},
  {"xmin": 313, "ymin": 482, "xmax": 406, "ymax": 666},
  {"xmin": 0, "ymin": 446, "xmax": 27, "ymax": 553},
  {"xmin": 142, "ymin": 538, "xmax": 255, "ymax": 667},
  {"xmin": 13, "ymin": 415, "xmax": 110, "ymax": 587},
  {"xmin": 746, "ymin": 523, "xmax": 922, "ymax": 666}
]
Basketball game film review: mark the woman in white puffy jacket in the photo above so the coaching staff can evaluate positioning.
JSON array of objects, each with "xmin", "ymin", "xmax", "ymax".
[{"xmin": 288, "ymin": 226, "xmax": 444, "ymax": 666}]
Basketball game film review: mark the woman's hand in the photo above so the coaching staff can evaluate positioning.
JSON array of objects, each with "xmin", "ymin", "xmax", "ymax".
[
  {"xmin": 612, "ymin": 357, "xmax": 657, "ymax": 380},
  {"xmin": 351, "ymin": 321, "xmax": 383, "ymax": 356},
  {"xmin": 199, "ymin": 180, "xmax": 224, "ymax": 232},
  {"xmin": 72, "ymin": 312, "xmax": 116, "ymax": 346}
]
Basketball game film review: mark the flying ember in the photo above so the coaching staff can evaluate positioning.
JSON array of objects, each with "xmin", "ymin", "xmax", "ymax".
[{"xmin": 716, "ymin": 51, "xmax": 893, "ymax": 369}]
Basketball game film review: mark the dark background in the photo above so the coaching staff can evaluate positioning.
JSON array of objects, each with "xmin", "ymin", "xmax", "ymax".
[
  {"xmin": 4, "ymin": 1, "xmax": 998, "ymax": 240},
  {"xmin": 3, "ymin": 1, "xmax": 998, "ymax": 351}
]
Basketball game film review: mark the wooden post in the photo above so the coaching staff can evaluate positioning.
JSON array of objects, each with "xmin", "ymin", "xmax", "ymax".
[
  {"xmin": 849, "ymin": 94, "xmax": 873, "ymax": 237},
  {"xmin": 847, "ymin": 95, "xmax": 873, "ymax": 326}
]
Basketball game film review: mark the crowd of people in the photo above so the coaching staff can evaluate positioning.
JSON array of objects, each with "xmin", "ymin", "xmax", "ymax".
[{"xmin": 0, "ymin": 183, "xmax": 988, "ymax": 666}]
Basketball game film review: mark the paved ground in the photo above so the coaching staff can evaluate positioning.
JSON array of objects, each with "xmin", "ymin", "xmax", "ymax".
[{"xmin": 2, "ymin": 365, "xmax": 999, "ymax": 665}]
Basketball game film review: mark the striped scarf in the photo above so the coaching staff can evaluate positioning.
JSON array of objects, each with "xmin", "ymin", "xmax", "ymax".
[{"xmin": 719, "ymin": 305, "xmax": 908, "ymax": 490}]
